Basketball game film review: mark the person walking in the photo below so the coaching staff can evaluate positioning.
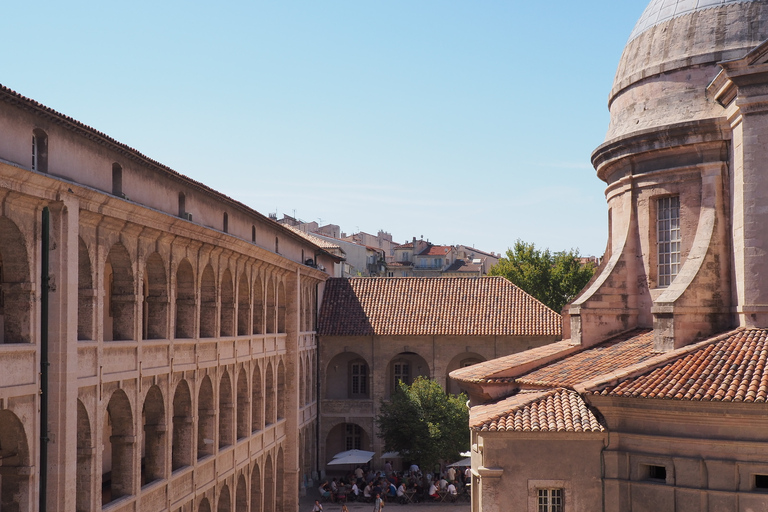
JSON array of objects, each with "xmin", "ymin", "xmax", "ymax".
[{"xmin": 372, "ymin": 493, "xmax": 385, "ymax": 512}]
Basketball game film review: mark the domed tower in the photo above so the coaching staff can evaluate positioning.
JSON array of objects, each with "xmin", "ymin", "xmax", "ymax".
[{"xmin": 571, "ymin": 0, "xmax": 768, "ymax": 350}]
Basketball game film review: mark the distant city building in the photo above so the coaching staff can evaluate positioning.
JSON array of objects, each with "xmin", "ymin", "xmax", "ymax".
[{"xmin": 387, "ymin": 237, "xmax": 499, "ymax": 278}]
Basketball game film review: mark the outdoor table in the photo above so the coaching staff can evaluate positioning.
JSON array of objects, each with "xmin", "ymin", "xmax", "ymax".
[
  {"xmin": 403, "ymin": 490, "xmax": 417, "ymax": 503},
  {"xmin": 438, "ymin": 490, "xmax": 450, "ymax": 502}
]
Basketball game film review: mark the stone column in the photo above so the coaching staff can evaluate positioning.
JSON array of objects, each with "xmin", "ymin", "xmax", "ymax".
[{"xmin": 283, "ymin": 270, "xmax": 301, "ymax": 512}]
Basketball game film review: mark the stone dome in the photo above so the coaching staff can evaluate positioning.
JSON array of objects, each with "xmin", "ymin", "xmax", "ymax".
[{"xmin": 606, "ymin": 0, "xmax": 768, "ymax": 141}]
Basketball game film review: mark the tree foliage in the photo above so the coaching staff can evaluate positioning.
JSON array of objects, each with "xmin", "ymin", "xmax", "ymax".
[
  {"xmin": 489, "ymin": 239, "xmax": 596, "ymax": 312},
  {"xmin": 376, "ymin": 377, "xmax": 469, "ymax": 471}
]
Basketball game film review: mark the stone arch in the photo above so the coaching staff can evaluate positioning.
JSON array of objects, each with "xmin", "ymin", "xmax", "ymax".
[
  {"xmin": 143, "ymin": 252, "xmax": 168, "ymax": 340},
  {"xmin": 175, "ymin": 259, "xmax": 195, "ymax": 339},
  {"xmin": 78, "ymin": 237, "xmax": 94, "ymax": 341},
  {"xmin": 103, "ymin": 388, "xmax": 135, "ymax": 504},
  {"xmin": 217, "ymin": 483, "xmax": 231, "ymax": 512},
  {"xmin": 275, "ymin": 448, "xmax": 285, "ymax": 512},
  {"xmin": 197, "ymin": 375, "xmax": 215, "ymax": 459},
  {"xmin": 0, "ymin": 409, "xmax": 32, "ymax": 512},
  {"xmin": 251, "ymin": 364, "xmax": 263, "ymax": 432},
  {"xmin": 103, "ymin": 242, "xmax": 135, "ymax": 341},
  {"xmin": 387, "ymin": 352, "xmax": 430, "ymax": 397},
  {"xmin": 219, "ymin": 370, "xmax": 234, "ymax": 448},
  {"xmin": 0, "ymin": 216, "xmax": 32, "ymax": 343},
  {"xmin": 277, "ymin": 282, "xmax": 286, "ymax": 333},
  {"xmin": 236, "ymin": 474, "xmax": 248, "ymax": 512},
  {"xmin": 252, "ymin": 275, "xmax": 264, "ymax": 335},
  {"xmin": 142, "ymin": 385, "xmax": 166, "ymax": 485},
  {"xmin": 236, "ymin": 367, "xmax": 249, "ymax": 440},
  {"xmin": 266, "ymin": 279, "xmax": 276, "ymax": 334},
  {"xmin": 276, "ymin": 360, "xmax": 286, "ymax": 421},
  {"xmin": 265, "ymin": 362, "xmax": 275, "ymax": 426},
  {"xmin": 324, "ymin": 422, "xmax": 371, "ymax": 464},
  {"xmin": 220, "ymin": 268, "xmax": 235, "ymax": 337},
  {"xmin": 445, "ymin": 352, "xmax": 486, "ymax": 395},
  {"xmin": 250, "ymin": 462, "xmax": 262, "ymax": 512},
  {"xmin": 172, "ymin": 380, "xmax": 193, "ymax": 471},
  {"xmin": 237, "ymin": 272, "xmax": 250, "ymax": 336},
  {"xmin": 263, "ymin": 454, "xmax": 274, "ymax": 512},
  {"xmin": 199, "ymin": 497, "xmax": 212, "ymax": 512},
  {"xmin": 325, "ymin": 352, "xmax": 370, "ymax": 400},
  {"xmin": 76, "ymin": 400, "xmax": 94, "ymax": 512},
  {"xmin": 200, "ymin": 264, "xmax": 217, "ymax": 338}
]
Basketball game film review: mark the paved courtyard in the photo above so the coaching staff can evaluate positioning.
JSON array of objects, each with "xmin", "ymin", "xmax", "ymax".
[{"xmin": 300, "ymin": 488, "xmax": 471, "ymax": 512}]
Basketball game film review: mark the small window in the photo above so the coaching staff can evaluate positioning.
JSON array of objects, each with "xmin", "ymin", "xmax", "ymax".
[
  {"xmin": 387, "ymin": 272, "xmax": 394, "ymax": 277},
  {"xmin": 657, "ymin": 196, "xmax": 681, "ymax": 287},
  {"xmin": 178, "ymin": 193, "xmax": 186, "ymax": 217},
  {"xmin": 350, "ymin": 362, "xmax": 368, "ymax": 398},
  {"xmin": 275, "ymin": 237, "xmax": 279, "ymax": 253},
  {"xmin": 644, "ymin": 464, "xmax": 667, "ymax": 482},
  {"xmin": 755, "ymin": 474, "xmax": 768, "ymax": 490},
  {"xmin": 112, "ymin": 163, "xmax": 122, "ymax": 196},
  {"xmin": 538, "ymin": 488, "xmax": 563, "ymax": 512},
  {"xmin": 223, "ymin": 212, "xmax": 229, "ymax": 233},
  {"xmin": 32, "ymin": 129, "xmax": 48, "ymax": 173},
  {"xmin": 252, "ymin": 225, "xmax": 256, "ymax": 242},
  {"xmin": 345, "ymin": 424, "xmax": 362, "ymax": 451},
  {"xmin": 393, "ymin": 361, "xmax": 410, "ymax": 391}
]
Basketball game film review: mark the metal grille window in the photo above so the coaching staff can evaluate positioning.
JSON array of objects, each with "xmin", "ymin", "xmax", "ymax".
[
  {"xmin": 350, "ymin": 362, "xmax": 368, "ymax": 397},
  {"xmin": 657, "ymin": 196, "xmax": 681, "ymax": 287},
  {"xmin": 538, "ymin": 488, "xmax": 563, "ymax": 512},
  {"xmin": 345, "ymin": 424, "xmax": 362, "ymax": 450}
]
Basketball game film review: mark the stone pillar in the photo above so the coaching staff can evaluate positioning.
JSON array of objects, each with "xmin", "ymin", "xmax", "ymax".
[
  {"xmin": 45, "ymin": 194, "xmax": 80, "ymax": 512},
  {"xmin": 109, "ymin": 434, "xmax": 136, "ymax": 499},
  {"xmin": 283, "ymin": 270, "xmax": 301, "ymax": 512}
]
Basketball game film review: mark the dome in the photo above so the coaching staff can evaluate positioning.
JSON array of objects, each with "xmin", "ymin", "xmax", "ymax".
[{"xmin": 605, "ymin": 0, "xmax": 768, "ymax": 141}]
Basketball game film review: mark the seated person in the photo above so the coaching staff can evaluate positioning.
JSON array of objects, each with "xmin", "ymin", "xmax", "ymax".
[
  {"xmin": 318, "ymin": 481, "xmax": 332, "ymax": 502},
  {"xmin": 447, "ymin": 481, "xmax": 458, "ymax": 498},
  {"xmin": 439, "ymin": 475, "xmax": 448, "ymax": 491},
  {"xmin": 363, "ymin": 482, "xmax": 373, "ymax": 501},
  {"xmin": 428, "ymin": 481, "xmax": 440, "ymax": 500},
  {"xmin": 350, "ymin": 481, "xmax": 360, "ymax": 501},
  {"xmin": 388, "ymin": 482, "xmax": 397, "ymax": 498}
]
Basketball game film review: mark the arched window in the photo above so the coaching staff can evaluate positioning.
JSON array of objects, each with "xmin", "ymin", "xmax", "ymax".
[
  {"xmin": 175, "ymin": 259, "xmax": 195, "ymax": 339},
  {"xmin": 104, "ymin": 243, "xmax": 135, "ymax": 341},
  {"xmin": 103, "ymin": 390, "xmax": 135, "ymax": 504},
  {"xmin": 252, "ymin": 364, "xmax": 263, "ymax": 432},
  {"xmin": 172, "ymin": 380, "xmax": 193, "ymax": 471},
  {"xmin": 77, "ymin": 237, "xmax": 94, "ymax": 341},
  {"xmin": 265, "ymin": 362, "xmax": 275, "ymax": 426},
  {"xmin": 32, "ymin": 128, "xmax": 48, "ymax": 173},
  {"xmin": 197, "ymin": 376, "xmax": 215, "ymax": 459},
  {"xmin": 236, "ymin": 367, "xmax": 249, "ymax": 440},
  {"xmin": 251, "ymin": 462, "xmax": 262, "ymax": 512},
  {"xmin": 0, "ymin": 410, "xmax": 32, "ymax": 512},
  {"xmin": 143, "ymin": 253, "xmax": 168, "ymax": 340},
  {"xmin": 76, "ymin": 401, "xmax": 94, "ymax": 512},
  {"xmin": 219, "ymin": 371, "xmax": 234, "ymax": 448},
  {"xmin": 199, "ymin": 265, "xmax": 217, "ymax": 338},
  {"xmin": 142, "ymin": 386, "xmax": 166, "ymax": 486},
  {"xmin": 237, "ymin": 273, "xmax": 250, "ymax": 336},
  {"xmin": 220, "ymin": 269, "xmax": 234, "ymax": 337},
  {"xmin": 277, "ymin": 360, "xmax": 286, "ymax": 420}
]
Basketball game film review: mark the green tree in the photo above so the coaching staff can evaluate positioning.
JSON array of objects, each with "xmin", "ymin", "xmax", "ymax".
[
  {"xmin": 489, "ymin": 239, "xmax": 596, "ymax": 312},
  {"xmin": 376, "ymin": 377, "xmax": 469, "ymax": 471}
]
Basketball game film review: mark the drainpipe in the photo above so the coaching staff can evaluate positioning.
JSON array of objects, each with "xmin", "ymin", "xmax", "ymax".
[{"xmin": 40, "ymin": 206, "xmax": 50, "ymax": 512}]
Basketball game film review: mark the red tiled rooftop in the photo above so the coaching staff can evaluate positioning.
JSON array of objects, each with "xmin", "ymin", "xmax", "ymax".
[
  {"xmin": 596, "ymin": 328, "xmax": 768, "ymax": 402},
  {"xmin": 318, "ymin": 277, "xmax": 562, "ymax": 337},
  {"xmin": 471, "ymin": 388, "xmax": 605, "ymax": 433},
  {"xmin": 419, "ymin": 246, "xmax": 452, "ymax": 256},
  {"xmin": 517, "ymin": 330, "xmax": 655, "ymax": 388}
]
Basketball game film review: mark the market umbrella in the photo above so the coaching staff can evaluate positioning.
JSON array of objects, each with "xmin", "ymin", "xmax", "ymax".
[
  {"xmin": 327, "ymin": 452, "xmax": 374, "ymax": 466},
  {"xmin": 331, "ymin": 449, "xmax": 375, "ymax": 460},
  {"xmin": 448, "ymin": 457, "xmax": 471, "ymax": 467},
  {"xmin": 381, "ymin": 451, "xmax": 401, "ymax": 459}
]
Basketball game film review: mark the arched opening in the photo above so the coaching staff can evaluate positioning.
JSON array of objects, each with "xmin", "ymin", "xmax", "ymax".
[
  {"xmin": 251, "ymin": 365, "xmax": 263, "ymax": 432},
  {"xmin": 141, "ymin": 385, "xmax": 166, "ymax": 486},
  {"xmin": 252, "ymin": 277, "xmax": 264, "ymax": 335},
  {"xmin": 200, "ymin": 264, "xmax": 217, "ymax": 338},
  {"xmin": 219, "ymin": 371, "xmax": 234, "ymax": 448},
  {"xmin": 325, "ymin": 352, "xmax": 370, "ymax": 400},
  {"xmin": 445, "ymin": 353, "xmax": 486, "ymax": 395},
  {"xmin": 299, "ymin": 358, "xmax": 306, "ymax": 406},
  {"xmin": 0, "ymin": 217, "xmax": 32, "ymax": 343},
  {"xmin": 103, "ymin": 389, "xmax": 135, "ymax": 504},
  {"xmin": 31, "ymin": 128, "xmax": 48, "ymax": 173},
  {"xmin": 276, "ymin": 360, "xmax": 286, "ymax": 421},
  {"xmin": 197, "ymin": 376, "xmax": 215, "ymax": 459},
  {"xmin": 218, "ymin": 483, "xmax": 231, "ymax": 512},
  {"xmin": 0, "ymin": 409, "xmax": 32, "ymax": 512},
  {"xmin": 143, "ymin": 253, "xmax": 168, "ymax": 340},
  {"xmin": 76, "ymin": 400, "xmax": 94, "ymax": 512},
  {"xmin": 263, "ymin": 455, "xmax": 274, "ymax": 512},
  {"xmin": 236, "ymin": 367, "xmax": 249, "ymax": 440},
  {"xmin": 311, "ymin": 353, "xmax": 317, "ymax": 402},
  {"xmin": 325, "ymin": 423, "xmax": 371, "ymax": 463},
  {"xmin": 237, "ymin": 272, "xmax": 250, "ymax": 336},
  {"xmin": 250, "ymin": 463, "xmax": 262, "ymax": 512},
  {"xmin": 265, "ymin": 362, "xmax": 275, "ymax": 426},
  {"xmin": 275, "ymin": 448, "xmax": 285, "ymax": 512},
  {"xmin": 236, "ymin": 474, "xmax": 248, "ymax": 512},
  {"xmin": 103, "ymin": 243, "xmax": 135, "ymax": 341},
  {"xmin": 172, "ymin": 380, "xmax": 193, "ymax": 471},
  {"xmin": 220, "ymin": 269, "xmax": 235, "ymax": 337},
  {"xmin": 199, "ymin": 497, "xmax": 212, "ymax": 512},
  {"xmin": 387, "ymin": 352, "xmax": 430, "ymax": 397},
  {"xmin": 175, "ymin": 259, "xmax": 195, "ymax": 339},
  {"xmin": 78, "ymin": 238, "xmax": 94, "ymax": 341},
  {"xmin": 277, "ymin": 282, "xmax": 286, "ymax": 333},
  {"xmin": 266, "ymin": 281, "xmax": 275, "ymax": 334}
]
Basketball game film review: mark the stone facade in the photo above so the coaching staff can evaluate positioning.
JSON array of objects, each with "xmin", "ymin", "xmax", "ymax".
[{"xmin": 0, "ymin": 85, "xmax": 339, "ymax": 512}]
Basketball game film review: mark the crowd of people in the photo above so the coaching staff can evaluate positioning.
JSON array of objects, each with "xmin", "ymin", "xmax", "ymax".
[{"xmin": 316, "ymin": 461, "xmax": 471, "ymax": 506}]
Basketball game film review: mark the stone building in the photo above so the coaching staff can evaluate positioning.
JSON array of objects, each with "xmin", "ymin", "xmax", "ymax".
[
  {"xmin": 0, "ymin": 84, "xmax": 341, "ymax": 512},
  {"xmin": 451, "ymin": 1, "xmax": 768, "ymax": 511},
  {"xmin": 316, "ymin": 276, "xmax": 561, "ymax": 469}
]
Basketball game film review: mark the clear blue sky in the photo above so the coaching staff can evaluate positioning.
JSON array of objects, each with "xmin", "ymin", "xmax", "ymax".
[{"xmin": 4, "ymin": 1, "xmax": 649, "ymax": 257}]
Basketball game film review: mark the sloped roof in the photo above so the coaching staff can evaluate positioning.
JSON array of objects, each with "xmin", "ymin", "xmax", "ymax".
[
  {"xmin": 595, "ymin": 328, "xmax": 768, "ymax": 402},
  {"xmin": 419, "ymin": 245, "xmax": 452, "ymax": 256},
  {"xmin": 471, "ymin": 388, "xmax": 605, "ymax": 433},
  {"xmin": 283, "ymin": 225, "xmax": 342, "ymax": 251},
  {"xmin": 317, "ymin": 277, "xmax": 561, "ymax": 337}
]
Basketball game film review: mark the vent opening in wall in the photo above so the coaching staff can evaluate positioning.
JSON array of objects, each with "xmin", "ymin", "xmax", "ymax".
[
  {"xmin": 112, "ymin": 163, "xmax": 122, "ymax": 196},
  {"xmin": 643, "ymin": 464, "xmax": 667, "ymax": 482},
  {"xmin": 755, "ymin": 474, "xmax": 768, "ymax": 490}
]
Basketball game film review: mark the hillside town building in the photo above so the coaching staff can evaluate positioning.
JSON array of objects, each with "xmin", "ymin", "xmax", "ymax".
[
  {"xmin": 0, "ymin": 84, "xmax": 342, "ymax": 512},
  {"xmin": 451, "ymin": 1, "xmax": 768, "ymax": 511}
]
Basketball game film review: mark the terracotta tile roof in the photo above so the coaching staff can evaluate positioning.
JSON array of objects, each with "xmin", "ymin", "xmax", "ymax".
[
  {"xmin": 397, "ymin": 243, "xmax": 414, "ymax": 249},
  {"xmin": 317, "ymin": 277, "xmax": 562, "ymax": 337},
  {"xmin": 517, "ymin": 330, "xmax": 655, "ymax": 388},
  {"xmin": 283, "ymin": 225, "xmax": 341, "ymax": 251},
  {"xmin": 419, "ymin": 246, "xmax": 452, "ymax": 256},
  {"xmin": 450, "ymin": 340, "xmax": 579, "ymax": 384},
  {"xmin": 596, "ymin": 328, "xmax": 768, "ymax": 403},
  {"xmin": 471, "ymin": 389, "xmax": 605, "ymax": 433}
]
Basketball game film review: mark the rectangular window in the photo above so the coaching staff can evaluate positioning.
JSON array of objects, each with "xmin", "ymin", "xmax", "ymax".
[
  {"xmin": 350, "ymin": 363, "xmax": 368, "ymax": 397},
  {"xmin": 755, "ymin": 474, "xmax": 768, "ymax": 490},
  {"xmin": 345, "ymin": 424, "xmax": 362, "ymax": 450},
  {"xmin": 538, "ymin": 489, "xmax": 563, "ymax": 512},
  {"xmin": 657, "ymin": 196, "xmax": 681, "ymax": 287},
  {"xmin": 394, "ymin": 362, "xmax": 410, "ymax": 388}
]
